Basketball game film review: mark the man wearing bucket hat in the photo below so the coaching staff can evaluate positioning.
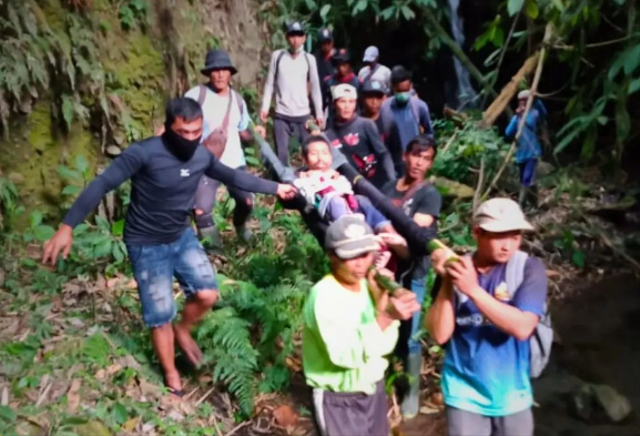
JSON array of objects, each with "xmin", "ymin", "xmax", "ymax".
[
  {"xmin": 357, "ymin": 46, "xmax": 392, "ymax": 94},
  {"xmin": 261, "ymin": 21, "xmax": 324, "ymax": 165},
  {"xmin": 325, "ymin": 83, "xmax": 395, "ymax": 188},
  {"xmin": 426, "ymin": 198, "xmax": 549, "ymax": 436},
  {"xmin": 303, "ymin": 215, "xmax": 420, "ymax": 436},
  {"xmin": 184, "ymin": 49, "xmax": 256, "ymax": 251}
]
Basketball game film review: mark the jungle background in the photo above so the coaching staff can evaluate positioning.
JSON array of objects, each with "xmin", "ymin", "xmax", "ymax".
[{"xmin": 0, "ymin": 0, "xmax": 639, "ymax": 435}]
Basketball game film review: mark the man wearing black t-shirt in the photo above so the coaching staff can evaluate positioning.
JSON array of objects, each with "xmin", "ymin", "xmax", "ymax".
[{"xmin": 382, "ymin": 134, "xmax": 442, "ymax": 419}]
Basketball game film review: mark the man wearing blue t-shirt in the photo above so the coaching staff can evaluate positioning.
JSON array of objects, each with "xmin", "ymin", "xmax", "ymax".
[{"xmin": 426, "ymin": 198, "xmax": 548, "ymax": 436}]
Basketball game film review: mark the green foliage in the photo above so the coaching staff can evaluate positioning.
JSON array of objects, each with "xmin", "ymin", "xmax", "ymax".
[
  {"xmin": 0, "ymin": 176, "xmax": 20, "ymax": 231},
  {"xmin": 431, "ymin": 118, "xmax": 511, "ymax": 187},
  {"xmin": 118, "ymin": 0, "xmax": 150, "ymax": 31}
]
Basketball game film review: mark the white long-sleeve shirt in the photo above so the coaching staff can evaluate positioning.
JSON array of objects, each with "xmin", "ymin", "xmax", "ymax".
[{"xmin": 261, "ymin": 49, "xmax": 323, "ymax": 118}]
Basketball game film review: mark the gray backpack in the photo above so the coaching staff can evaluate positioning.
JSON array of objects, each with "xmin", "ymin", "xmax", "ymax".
[
  {"xmin": 454, "ymin": 250, "xmax": 553, "ymax": 378},
  {"xmin": 505, "ymin": 250, "xmax": 553, "ymax": 378}
]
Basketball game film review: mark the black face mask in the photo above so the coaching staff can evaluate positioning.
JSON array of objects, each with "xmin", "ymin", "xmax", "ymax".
[{"xmin": 162, "ymin": 123, "xmax": 202, "ymax": 162}]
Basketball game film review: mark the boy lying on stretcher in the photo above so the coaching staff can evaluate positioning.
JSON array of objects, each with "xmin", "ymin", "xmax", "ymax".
[{"xmin": 294, "ymin": 135, "xmax": 405, "ymax": 266}]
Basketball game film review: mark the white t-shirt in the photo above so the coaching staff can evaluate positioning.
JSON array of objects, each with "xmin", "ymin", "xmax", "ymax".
[
  {"xmin": 185, "ymin": 85, "xmax": 250, "ymax": 169},
  {"xmin": 357, "ymin": 64, "xmax": 392, "ymax": 93}
]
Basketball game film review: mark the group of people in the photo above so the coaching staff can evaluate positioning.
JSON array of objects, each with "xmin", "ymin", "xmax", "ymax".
[{"xmin": 41, "ymin": 19, "xmax": 550, "ymax": 436}]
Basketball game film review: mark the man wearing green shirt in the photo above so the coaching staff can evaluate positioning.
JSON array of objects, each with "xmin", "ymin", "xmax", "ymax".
[{"xmin": 303, "ymin": 215, "xmax": 420, "ymax": 436}]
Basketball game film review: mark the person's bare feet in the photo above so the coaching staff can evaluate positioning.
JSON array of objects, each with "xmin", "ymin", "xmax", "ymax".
[
  {"xmin": 164, "ymin": 369, "xmax": 183, "ymax": 397},
  {"xmin": 173, "ymin": 323, "xmax": 203, "ymax": 367}
]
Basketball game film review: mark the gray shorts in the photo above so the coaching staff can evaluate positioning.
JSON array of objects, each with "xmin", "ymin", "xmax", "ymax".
[
  {"xmin": 446, "ymin": 406, "xmax": 533, "ymax": 436},
  {"xmin": 312, "ymin": 381, "xmax": 389, "ymax": 436}
]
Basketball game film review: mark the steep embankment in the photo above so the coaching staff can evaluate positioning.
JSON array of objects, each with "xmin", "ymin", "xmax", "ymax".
[{"xmin": 0, "ymin": 0, "xmax": 266, "ymax": 223}]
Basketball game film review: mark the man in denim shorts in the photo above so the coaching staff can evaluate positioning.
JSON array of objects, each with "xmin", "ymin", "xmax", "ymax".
[{"xmin": 43, "ymin": 98, "xmax": 297, "ymax": 396}]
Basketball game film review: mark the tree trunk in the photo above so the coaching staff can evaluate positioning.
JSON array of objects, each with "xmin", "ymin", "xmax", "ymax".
[{"xmin": 480, "ymin": 52, "xmax": 540, "ymax": 128}]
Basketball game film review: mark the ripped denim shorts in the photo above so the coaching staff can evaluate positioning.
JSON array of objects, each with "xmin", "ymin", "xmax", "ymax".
[{"xmin": 126, "ymin": 228, "xmax": 218, "ymax": 327}]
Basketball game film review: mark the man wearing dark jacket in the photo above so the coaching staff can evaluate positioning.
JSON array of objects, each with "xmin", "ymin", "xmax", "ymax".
[
  {"xmin": 42, "ymin": 98, "xmax": 297, "ymax": 397},
  {"xmin": 326, "ymin": 84, "xmax": 395, "ymax": 189}
]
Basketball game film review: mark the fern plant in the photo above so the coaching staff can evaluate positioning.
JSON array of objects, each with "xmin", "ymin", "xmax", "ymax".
[{"xmin": 195, "ymin": 305, "xmax": 259, "ymax": 416}]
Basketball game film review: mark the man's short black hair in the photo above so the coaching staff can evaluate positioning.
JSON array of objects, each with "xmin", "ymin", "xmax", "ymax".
[
  {"xmin": 165, "ymin": 98, "xmax": 203, "ymax": 126},
  {"xmin": 302, "ymin": 134, "xmax": 332, "ymax": 158},
  {"xmin": 391, "ymin": 65, "xmax": 412, "ymax": 85},
  {"xmin": 405, "ymin": 134, "xmax": 437, "ymax": 156}
]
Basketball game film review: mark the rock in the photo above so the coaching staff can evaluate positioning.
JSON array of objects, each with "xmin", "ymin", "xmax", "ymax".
[
  {"xmin": 167, "ymin": 410, "xmax": 185, "ymax": 422},
  {"xmin": 570, "ymin": 383, "xmax": 632, "ymax": 423},
  {"xmin": 591, "ymin": 384, "xmax": 632, "ymax": 423},
  {"xmin": 273, "ymin": 404, "xmax": 298, "ymax": 428},
  {"xmin": 432, "ymin": 176, "xmax": 475, "ymax": 199},
  {"xmin": 8, "ymin": 172, "xmax": 24, "ymax": 185},
  {"xmin": 106, "ymin": 145, "xmax": 122, "ymax": 157}
]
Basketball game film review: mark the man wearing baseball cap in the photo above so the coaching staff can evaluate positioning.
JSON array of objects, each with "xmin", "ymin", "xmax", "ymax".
[
  {"xmin": 303, "ymin": 215, "xmax": 420, "ymax": 436},
  {"xmin": 360, "ymin": 79, "xmax": 387, "ymax": 138},
  {"xmin": 426, "ymin": 198, "xmax": 548, "ymax": 436},
  {"xmin": 358, "ymin": 46, "xmax": 392, "ymax": 94},
  {"xmin": 325, "ymin": 83, "xmax": 395, "ymax": 188},
  {"xmin": 314, "ymin": 27, "xmax": 336, "ymax": 112},
  {"xmin": 261, "ymin": 21, "xmax": 324, "ymax": 164}
]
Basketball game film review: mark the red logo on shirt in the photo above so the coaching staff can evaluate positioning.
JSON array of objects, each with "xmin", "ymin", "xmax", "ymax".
[
  {"xmin": 344, "ymin": 133, "xmax": 360, "ymax": 146},
  {"xmin": 331, "ymin": 139, "xmax": 342, "ymax": 148}
]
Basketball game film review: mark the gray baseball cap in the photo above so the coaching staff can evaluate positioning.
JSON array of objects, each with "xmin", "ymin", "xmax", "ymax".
[
  {"xmin": 474, "ymin": 198, "xmax": 534, "ymax": 232},
  {"xmin": 325, "ymin": 215, "xmax": 380, "ymax": 259}
]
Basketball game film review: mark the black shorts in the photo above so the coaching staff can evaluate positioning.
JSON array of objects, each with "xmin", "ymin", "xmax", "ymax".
[{"xmin": 312, "ymin": 380, "xmax": 389, "ymax": 436}]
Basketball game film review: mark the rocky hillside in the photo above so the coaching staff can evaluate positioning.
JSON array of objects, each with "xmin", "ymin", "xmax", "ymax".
[{"xmin": 0, "ymin": 0, "xmax": 267, "ymax": 223}]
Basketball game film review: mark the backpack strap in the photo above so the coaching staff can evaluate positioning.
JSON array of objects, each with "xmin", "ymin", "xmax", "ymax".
[
  {"xmin": 392, "ymin": 181, "xmax": 428, "ymax": 207},
  {"xmin": 304, "ymin": 52, "xmax": 311, "ymax": 83},
  {"xmin": 197, "ymin": 84, "xmax": 208, "ymax": 107},
  {"xmin": 231, "ymin": 89, "xmax": 245, "ymax": 119},
  {"xmin": 221, "ymin": 90, "xmax": 234, "ymax": 131},
  {"xmin": 274, "ymin": 50, "xmax": 287, "ymax": 99},
  {"xmin": 409, "ymin": 97, "xmax": 422, "ymax": 132},
  {"xmin": 505, "ymin": 250, "xmax": 528, "ymax": 299},
  {"xmin": 364, "ymin": 64, "xmax": 380, "ymax": 83}
]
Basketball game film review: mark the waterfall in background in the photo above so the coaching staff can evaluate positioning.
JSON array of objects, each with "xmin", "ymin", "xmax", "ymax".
[{"xmin": 448, "ymin": 0, "xmax": 478, "ymax": 110}]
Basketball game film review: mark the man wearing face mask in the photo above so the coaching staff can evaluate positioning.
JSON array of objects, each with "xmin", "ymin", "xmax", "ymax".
[
  {"xmin": 261, "ymin": 21, "xmax": 324, "ymax": 165},
  {"xmin": 380, "ymin": 66, "xmax": 434, "ymax": 176},
  {"xmin": 42, "ymin": 98, "xmax": 297, "ymax": 397}
]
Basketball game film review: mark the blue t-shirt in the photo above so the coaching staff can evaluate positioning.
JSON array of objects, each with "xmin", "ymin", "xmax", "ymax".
[
  {"xmin": 439, "ymin": 256, "xmax": 547, "ymax": 416},
  {"xmin": 505, "ymin": 100, "xmax": 547, "ymax": 163}
]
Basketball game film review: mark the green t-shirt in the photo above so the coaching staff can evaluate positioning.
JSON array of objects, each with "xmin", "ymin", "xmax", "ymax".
[{"xmin": 302, "ymin": 274, "xmax": 399, "ymax": 394}]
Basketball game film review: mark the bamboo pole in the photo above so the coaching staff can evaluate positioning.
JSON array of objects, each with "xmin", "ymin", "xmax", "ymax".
[{"xmin": 481, "ymin": 52, "xmax": 540, "ymax": 128}]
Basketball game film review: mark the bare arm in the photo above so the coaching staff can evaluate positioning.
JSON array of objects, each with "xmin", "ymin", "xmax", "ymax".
[
  {"xmin": 447, "ymin": 257, "xmax": 541, "ymax": 341},
  {"xmin": 468, "ymin": 289, "xmax": 539, "ymax": 341}
]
